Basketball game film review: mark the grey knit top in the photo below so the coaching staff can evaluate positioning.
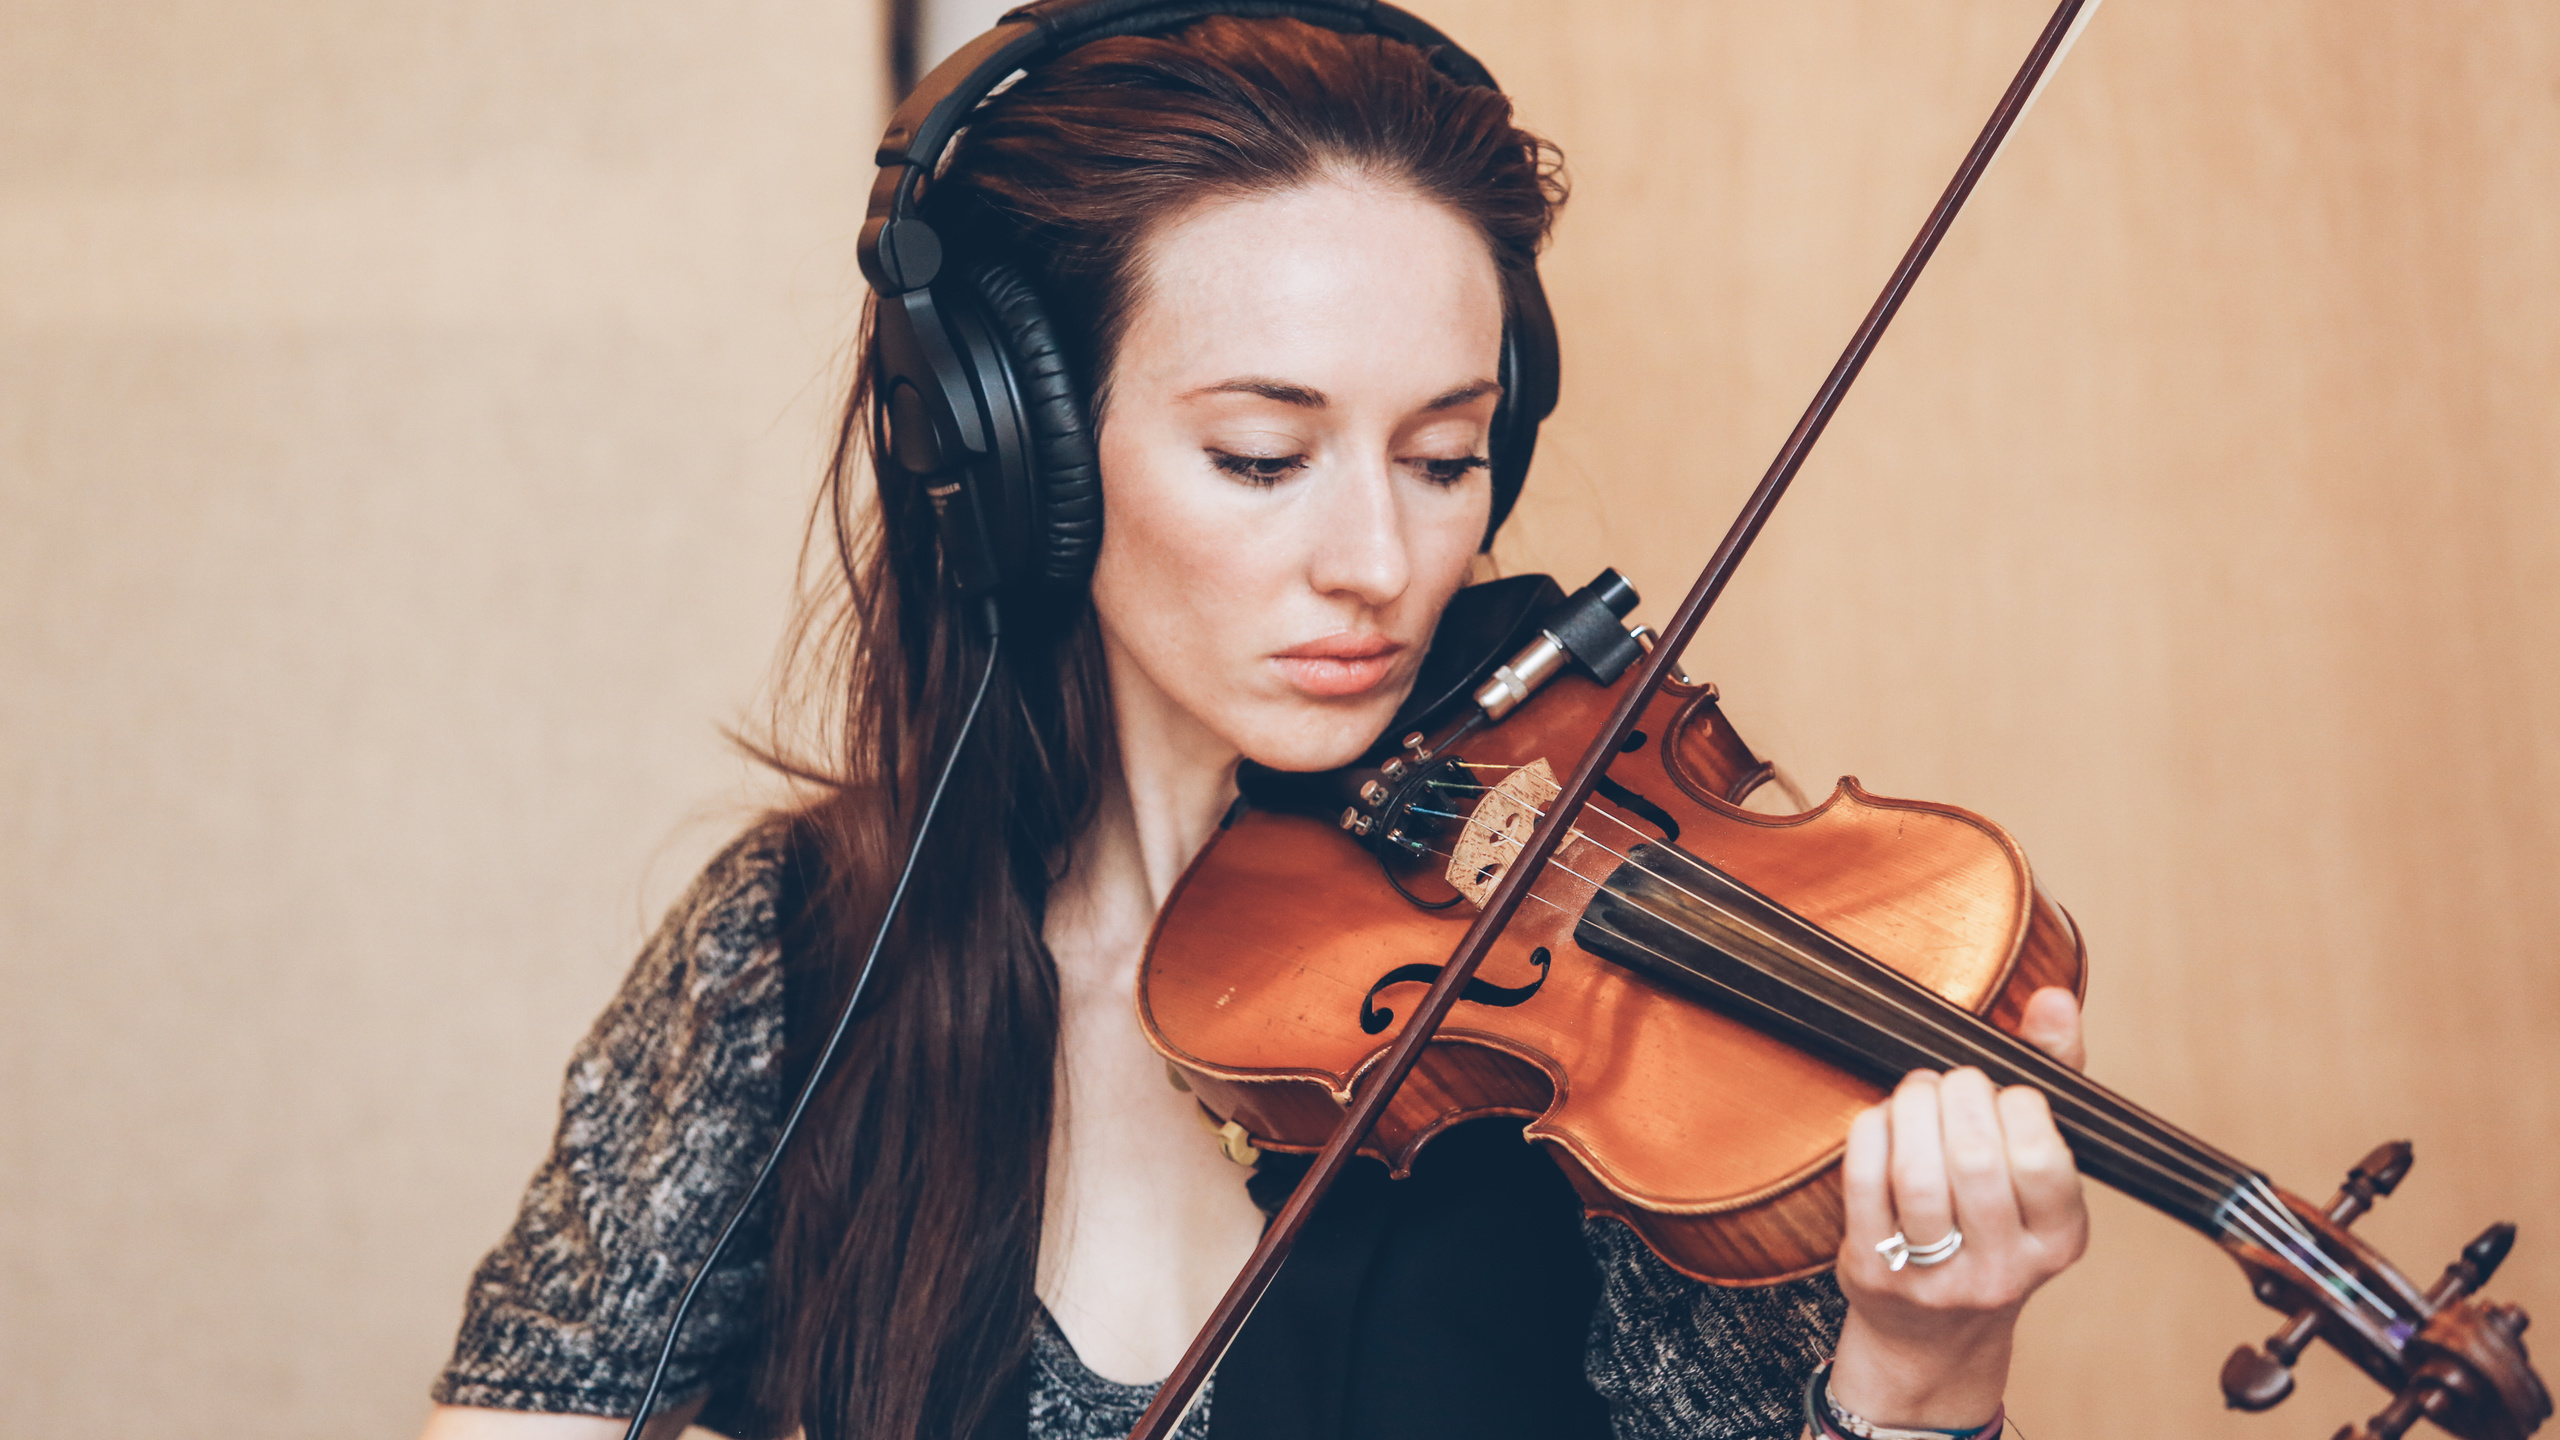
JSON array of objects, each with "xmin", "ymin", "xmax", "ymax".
[{"xmin": 430, "ymin": 827, "xmax": 1844, "ymax": 1438}]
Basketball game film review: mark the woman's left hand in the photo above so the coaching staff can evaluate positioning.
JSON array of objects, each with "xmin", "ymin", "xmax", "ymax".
[{"xmin": 1823, "ymin": 985, "xmax": 2090, "ymax": 1432}]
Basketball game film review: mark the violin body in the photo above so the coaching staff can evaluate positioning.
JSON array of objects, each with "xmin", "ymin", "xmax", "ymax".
[{"xmin": 1140, "ymin": 666, "xmax": 2084, "ymax": 1284}]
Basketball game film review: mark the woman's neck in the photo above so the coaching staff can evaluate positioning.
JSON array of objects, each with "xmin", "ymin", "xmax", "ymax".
[
  {"xmin": 1044, "ymin": 643, "xmax": 1241, "ymax": 979},
  {"xmin": 1034, "ymin": 644, "xmax": 1271, "ymax": 1384},
  {"xmin": 1093, "ymin": 652, "xmax": 1243, "ymax": 911}
]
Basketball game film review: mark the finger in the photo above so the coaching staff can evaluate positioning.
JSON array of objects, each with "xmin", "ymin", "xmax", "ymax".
[
  {"xmin": 1938, "ymin": 1067, "xmax": 2025, "ymax": 1244},
  {"xmin": 2020, "ymin": 986, "xmax": 2087, "ymax": 1072},
  {"xmin": 1841, "ymin": 1101, "xmax": 1894, "ymax": 1274},
  {"xmin": 1886, "ymin": 1070, "xmax": 1955, "ymax": 1252},
  {"xmin": 1998, "ymin": 1084, "xmax": 2087, "ymax": 1245}
]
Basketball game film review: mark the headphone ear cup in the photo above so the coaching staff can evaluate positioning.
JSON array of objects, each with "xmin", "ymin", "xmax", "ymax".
[{"xmin": 967, "ymin": 261, "xmax": 1103, "ymax": 593}]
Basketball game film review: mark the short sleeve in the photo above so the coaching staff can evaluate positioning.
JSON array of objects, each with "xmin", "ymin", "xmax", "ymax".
[
  {"xmin": 431, "ymin": 825, "xmax": 796, "ymax": 1417},
  {"xmin": 1582, "ymin": 1217, "xmax": 1846, "ymax": 1440}
]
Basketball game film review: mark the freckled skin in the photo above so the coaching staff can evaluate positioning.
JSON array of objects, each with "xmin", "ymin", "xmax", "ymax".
[{"xmin": 1089, "ymin": 175, "xmax": 1503, "ymax": 776}]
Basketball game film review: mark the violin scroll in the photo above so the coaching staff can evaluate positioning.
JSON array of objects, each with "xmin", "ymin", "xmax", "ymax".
[
  {"xmin": 2224, "ymin": 1142, "xmax": 2418, "ymax": 1409},
  {"xmin": 2218, "ymin": 1141, "xmax": 2550, "ymax": 1440},
  {"xmin": 2334, "ymin": 1295, "xmax": 2542, "ymax": 1440},
  {"xmin": 2332, "ymin": 1235, "xmax": 2545, "ymax": 1440}
]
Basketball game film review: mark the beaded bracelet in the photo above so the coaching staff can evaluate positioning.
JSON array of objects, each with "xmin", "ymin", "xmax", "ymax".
[{"xmin": 1801, "ymin": 1361, "xmax": 2006, "ymax": 1440}]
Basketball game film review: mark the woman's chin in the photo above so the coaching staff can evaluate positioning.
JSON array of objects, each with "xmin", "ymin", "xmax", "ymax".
[{"xmin": 1232, "ymin": 696, "xmax": 1403, "ymax": 774}]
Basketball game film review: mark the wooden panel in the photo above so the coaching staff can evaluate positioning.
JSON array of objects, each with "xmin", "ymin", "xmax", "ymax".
[{"xmin": 1430, "ymin": 1, "xmax": 2560, "ymax": 1435}]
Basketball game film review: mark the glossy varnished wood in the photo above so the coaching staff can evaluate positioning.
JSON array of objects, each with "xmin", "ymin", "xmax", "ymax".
[{"xmin": 1139, "ymin": 674, "xmax": 2088, "ymax": 1284}]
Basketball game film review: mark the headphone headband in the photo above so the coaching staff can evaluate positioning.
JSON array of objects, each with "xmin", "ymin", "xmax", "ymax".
[{"xmin": 861, "ymin": 0, "xmax": 1496, "ymax": 294}]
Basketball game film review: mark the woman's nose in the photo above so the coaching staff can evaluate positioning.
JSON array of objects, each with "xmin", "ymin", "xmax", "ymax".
[{"xmin": 1303, "ymin": 456, "xmax": 1412, "ymax": 607}]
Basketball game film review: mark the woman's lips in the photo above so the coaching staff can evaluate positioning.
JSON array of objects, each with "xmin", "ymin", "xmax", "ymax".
[{"xmin": 1270, "ymin": 634, "xmax": 1404, "ymax": 698}]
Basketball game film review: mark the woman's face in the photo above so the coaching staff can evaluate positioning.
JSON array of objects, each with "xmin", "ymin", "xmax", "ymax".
[{"xmin": 1091, "ymin": 176, "xmax": 1504, "ymax": 774}]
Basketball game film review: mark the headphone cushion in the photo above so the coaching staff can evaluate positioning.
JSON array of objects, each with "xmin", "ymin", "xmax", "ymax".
[{"xmin": 968, "ymin": 261, "xmax": 1103, "ymax": 591}]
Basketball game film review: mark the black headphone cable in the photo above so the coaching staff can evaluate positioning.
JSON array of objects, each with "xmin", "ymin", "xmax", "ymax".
[{"xmin": 618, "ymin": 597, "xmax": 1004, "ymax": 1440}]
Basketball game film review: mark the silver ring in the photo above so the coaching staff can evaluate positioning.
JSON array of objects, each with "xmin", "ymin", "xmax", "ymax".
[{"xmin": 1875, "ymin": 1227, "xmax": 1963, "ymax": 1271}]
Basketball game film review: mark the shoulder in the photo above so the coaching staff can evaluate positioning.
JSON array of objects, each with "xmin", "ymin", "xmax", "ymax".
[
  {"xmin": 649, "ymin": 819, "xmax": 804, "ymax": 992},
  {"xmin": 553, "ymin": 814, "xmax": 814, "ymax": 1175},
  {"xmin": 532, "ymin": 816, "xmax": 813, "ymax": 1206},
  {"xmin": 570, "ymin": 819, "xmax": 804, "ymax": 1082}
]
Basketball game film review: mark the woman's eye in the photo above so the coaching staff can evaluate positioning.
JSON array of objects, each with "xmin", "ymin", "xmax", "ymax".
[
  {"xmin": 1411, "ymin": 455, "xmax": 1491, "ymax": 487},
  {"xmin": 1207, "ymin": 450, "xmax": 1307, "ymax": 485}
]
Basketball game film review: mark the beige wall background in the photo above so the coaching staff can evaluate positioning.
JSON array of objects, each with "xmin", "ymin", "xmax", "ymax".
[
  {"xmin": 1, "ymin": 2, "xmax": 877, "ymax": 1431},
  {"xmin": 2, "ymin": 3, "xmax": 2551, "ymax": 1438}
]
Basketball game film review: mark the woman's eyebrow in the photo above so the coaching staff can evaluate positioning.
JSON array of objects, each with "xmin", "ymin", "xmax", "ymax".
[
  {"xmin": 1422, "ymin": 379, "xmax": 1503, "ymax": 411},
  {"xmin": 1184, "ymin": 377, "xmax": 1328, "ymax": 407},
  {"xmin": 1180, "ymin": 377, "xmax": 1505, "ymax": 410}
]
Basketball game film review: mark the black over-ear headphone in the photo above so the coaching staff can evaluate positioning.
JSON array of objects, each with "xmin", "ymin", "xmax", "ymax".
[{"xmin": 857, "ymin": 0, "xmax": 1561, "ymax": 603}]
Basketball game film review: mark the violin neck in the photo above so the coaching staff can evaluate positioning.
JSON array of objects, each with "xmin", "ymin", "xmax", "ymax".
[{"xmin": 1574, "ymin": 842, "xmax": 2261, "ymax": 1239}]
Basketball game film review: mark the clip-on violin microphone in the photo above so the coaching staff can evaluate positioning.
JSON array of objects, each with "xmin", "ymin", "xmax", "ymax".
[{"xmin": 1236, "ymin": 567, "xmax": 1654, "ymax": 875}]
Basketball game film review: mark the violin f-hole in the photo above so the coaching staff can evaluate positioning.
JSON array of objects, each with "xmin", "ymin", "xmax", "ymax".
[
  {"xmin": 1595, "ymin": 774, "xmax": 1681, "ymax": 843},
  {"xmin": 1358, "ymin": 946, "xmax": 1553, "ymax": 1035}
]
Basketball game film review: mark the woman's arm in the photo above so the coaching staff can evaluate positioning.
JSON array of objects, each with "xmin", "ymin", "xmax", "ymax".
[{"xmin": 1820, "ymin": 986, "xmax": 2090, "ymax": 1434}]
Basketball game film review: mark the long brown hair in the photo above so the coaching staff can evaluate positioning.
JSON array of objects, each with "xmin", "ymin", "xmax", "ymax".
[{"xmin": 755, "ymin": 18, "xmax": 1564, "ymax": 1440}]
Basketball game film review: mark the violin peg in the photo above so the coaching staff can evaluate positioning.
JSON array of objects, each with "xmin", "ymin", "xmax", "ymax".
[
  {"xmin": 2327, "ymin": 1140, "xmax": 2415, "ymax": 1226},
  {"xmin": 2221, "ymin": 1344, "xmax": 2296, "ymax": 1411},
  {"xmin": 2353, "ymin": 1140, "xmax": 2415, "ymax": 1195},
  {"xmin": 2463, "ymin": 1222, "xmax": 2517, "ymax": 1289},
  {"xmin": 2421, "ymin": 1221, "xmax": 2521, "ymax": 1309}
]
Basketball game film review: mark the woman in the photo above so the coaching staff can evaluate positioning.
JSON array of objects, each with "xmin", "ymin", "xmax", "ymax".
[{"xmin": 423, "ymin": 13, "xmax": 2089, "ymax": 1440}]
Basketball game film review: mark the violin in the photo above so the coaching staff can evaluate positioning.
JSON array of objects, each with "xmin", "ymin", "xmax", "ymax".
[
  {"xmin": 1118, "ymin": 2, "xmax": 2551, "ymax": 1438},
  {"xmin": 1143, "ymin": 569, "xmax": 2548, "ymax": 1440}
]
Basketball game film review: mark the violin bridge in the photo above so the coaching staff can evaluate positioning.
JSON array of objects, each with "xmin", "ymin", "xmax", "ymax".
[{"xmin": 1447, "ymin": 758, "xmax": 1560, "ymax": 908}]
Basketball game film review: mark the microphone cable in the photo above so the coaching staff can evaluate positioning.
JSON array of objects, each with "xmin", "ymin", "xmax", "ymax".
[{"xmin": 619, "ymin": 600, "xmax": 1003, "ymax": 1440}]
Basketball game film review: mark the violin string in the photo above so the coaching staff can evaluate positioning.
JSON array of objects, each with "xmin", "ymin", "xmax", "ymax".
[
  {"xmin": 1383, "ymin": 838, "xmax": 1585, "ymax": 924},
  {"xmin": 1420, "ymin": 793, "xmax": 2219, "ymax": 1183},
  {"xmin": 1412, "ymin": 803, "xmax": 2233, "ymax": 1205},
  {"xmin": 1433, "ymin": 785, "xmax": 2242, "ymax": 1185},
  {"xmin": 1399, "ymin": 792, "xmax": 2394, "ymax": 1318},
  {"xmin": 1552, "ymin": 876, "xmax": 2400, "ymax": 1322},
  {"xmin": 1561, "ymin": 903, "xmax": 2273, "ymax": 1250},
  {"xmin": 1519, "ymin": 812, "xmax": 2387, "ymax": 1312},
  {"xmin": 1413, "ymin": 825, "xmax": 2293, "ymax": 1260},
  {"xmin": 2215, "ymin": 1174, "xmax": 2404, "ymax": 1323},
  {"xmin": 1424, "ymin": 771, "xmax": 2349, "ymax": 1275},
  {"xmin": 1399, "ymin": 830, "xmax": 2405, "ymax": 1322},
  {"xmin": 2217, "ymin": 1184, "xmax": 2401, "ymax": 1322},
  {"xmin": 2222, "ymin": 1176, "xmax": 2405, "ymax": 1323}
]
